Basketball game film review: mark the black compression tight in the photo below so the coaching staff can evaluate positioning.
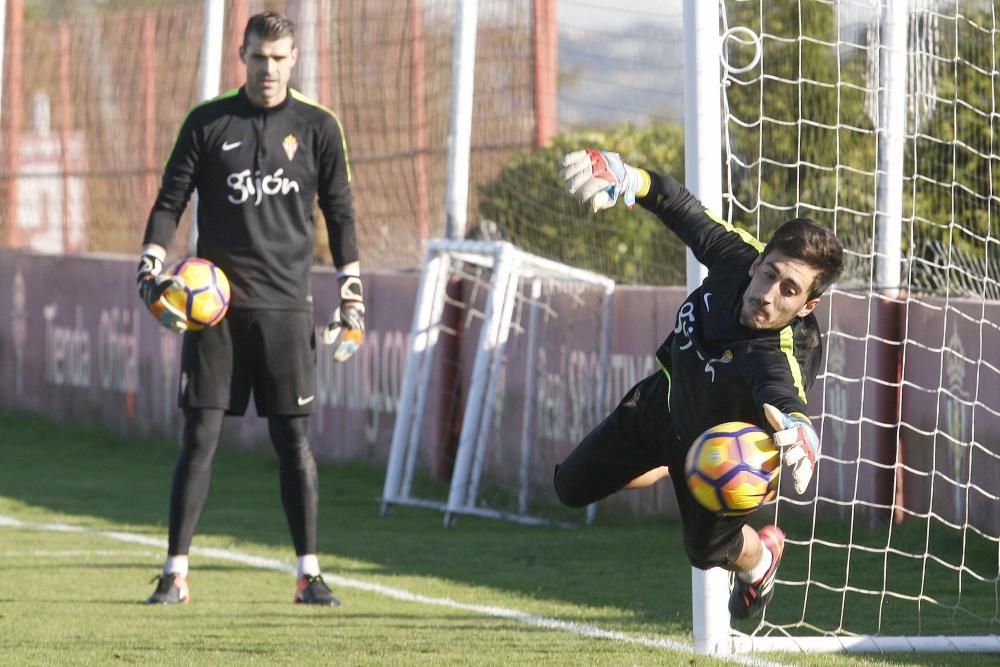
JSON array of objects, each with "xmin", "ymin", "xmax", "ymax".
[
  {"xmin": 267, "ymin": 414, "xmax": 319, "ymax": 556},
  {"xmin": 167, "ymin": 408, "xmax": 224, "ymax": 556},
  {"xmin": 167, "ymin": 408, "xmax": 319, "ymax": 557}
]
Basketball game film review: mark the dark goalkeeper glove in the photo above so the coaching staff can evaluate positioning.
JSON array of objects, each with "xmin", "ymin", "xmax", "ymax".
[
  {"xmin": 137, "ymin": 248, "xmax": 188, "ymax": 333},
  {"xmin": 322, "ymin": 273, "xmax": 365, "ymax": 362},
  {"xmin": 559, "ymin": 149, "xmax": 649, "ymax": 212}
]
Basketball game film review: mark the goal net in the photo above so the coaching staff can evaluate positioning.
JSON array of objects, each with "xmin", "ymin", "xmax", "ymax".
[
  {"xmin": 718, "ymin": 0, "xmax": 1000, "ymax": 653},
  {"xmin": 381, "ymin": 240, "xmax": 614, "ymax": 526}
]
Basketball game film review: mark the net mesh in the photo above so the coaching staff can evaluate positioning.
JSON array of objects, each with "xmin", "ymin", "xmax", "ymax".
[
  {"xmin": 384, "ymin": 241, "xmax": 613, "ymax": 525},
  {"xmin": 0, "ymin": 0, "xmax": 540, "ymax": 268},
  {"xmin": 721, "ymin": 0, "xmax": 1000, "ymax": 641}
]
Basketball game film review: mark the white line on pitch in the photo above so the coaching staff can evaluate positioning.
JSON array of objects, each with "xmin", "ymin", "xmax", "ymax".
[{"xmin": 0, "ymin": 515, "xmax": 788, "ymax": 667}]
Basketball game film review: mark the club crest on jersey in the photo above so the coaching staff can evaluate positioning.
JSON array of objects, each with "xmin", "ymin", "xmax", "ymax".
[{"xmin": 282, "ymin": 134, "xmax": 299, "ymax": 161}]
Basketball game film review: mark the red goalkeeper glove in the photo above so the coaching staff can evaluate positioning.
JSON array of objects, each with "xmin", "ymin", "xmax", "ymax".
[
  {"xmin": 763, "ymin": 403, "xmax": 818, "ymax": 494},
  {"xmin": 559, "ymin": 149, "xmax": 649, "ymax": 212}
]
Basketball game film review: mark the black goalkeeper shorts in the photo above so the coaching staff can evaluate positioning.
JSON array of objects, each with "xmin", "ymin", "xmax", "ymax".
[
  {"xmin": 553, "ymin": 370, "xmax": 747, "ymax": 570},
  {"xmin": 179, "ymin": 308, "xmax": 317, "ymax": 417}
]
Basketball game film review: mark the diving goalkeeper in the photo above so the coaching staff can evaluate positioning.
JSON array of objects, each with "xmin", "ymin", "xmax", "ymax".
[{"xmin": 553, "ymin": 149, "xmax": 844, "ymax": 619}]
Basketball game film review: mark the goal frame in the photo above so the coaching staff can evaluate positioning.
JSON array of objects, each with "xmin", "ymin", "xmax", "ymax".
[
  {"xmin": 692, "ymin": 0, "xmax": 1000, "ymax": 655},
  {"xmin": 380, "ymin": 239, "xmax": 615, "ymax": 527},
  {"xmin": 731, "ymin": 634, "xmax": 1000, "ymax": 654}
]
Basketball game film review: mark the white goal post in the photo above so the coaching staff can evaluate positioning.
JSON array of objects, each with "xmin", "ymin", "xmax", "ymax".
[
  {"xmin": 381, "ymin": 239, "xmax": 614, "ymax": 527},
  {"xmin": 379, "ymin": 0, "xmax": 1000, "ymax": 655}
]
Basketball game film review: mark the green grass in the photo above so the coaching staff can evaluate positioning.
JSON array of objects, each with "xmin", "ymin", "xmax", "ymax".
[{"xmin": 0, "ymin": 411, "xmax": 997, "ymax": 666}]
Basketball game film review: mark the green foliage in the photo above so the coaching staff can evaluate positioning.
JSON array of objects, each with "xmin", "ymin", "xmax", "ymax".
[
  {"xmin": 721, "ymin": 0, "xmax": 1000, "ymax": 295},
  {"xmin": 905, "ymin": 2, "xmax": 1000, "ymax": 290},
  {"xmin": 723, "ymin": 0, "xmax": 877, "ymax": 242},
  {"xmin": 481, "ymin": 0, "xmax": 1000, "ymax": 295},
  {"xmin": 477, "ymin": 124, "xmax": 688, "ymax": 285}
]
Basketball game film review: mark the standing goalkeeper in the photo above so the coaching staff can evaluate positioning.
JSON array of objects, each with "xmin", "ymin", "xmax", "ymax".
[
  {"xmin": 137, "ymin": 11, "xmax": 363, "ymax": 605},
  {"xmin": 554, "ymin": 149, "xmax": 844, "ymax": 620}
]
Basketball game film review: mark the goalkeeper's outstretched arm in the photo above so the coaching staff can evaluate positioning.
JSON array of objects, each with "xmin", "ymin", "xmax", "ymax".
[{"xmin": 558, "ymin": 149, "xmax": 761, "ymax": 269}]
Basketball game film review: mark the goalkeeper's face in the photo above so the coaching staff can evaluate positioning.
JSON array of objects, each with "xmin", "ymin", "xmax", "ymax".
[
  {"xmin": 740, "ymin": 250, "xmax": 821, "ymax": 330},
  {"xmin": 240, "ymin": 35, "xmax": 298, "ymax": 108}
]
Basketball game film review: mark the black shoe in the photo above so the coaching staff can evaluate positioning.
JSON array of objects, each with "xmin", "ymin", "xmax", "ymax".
[
  {"xmin": 294, "ymin": 574, "xmax": 341, "ymax": 606},
  {"xmin": 729, "ymin": 525, "xmax": 784, "ymax": 620},
  {"xmin": 145, "ymin": 573, "xmax": 190, "ymax": 604}
]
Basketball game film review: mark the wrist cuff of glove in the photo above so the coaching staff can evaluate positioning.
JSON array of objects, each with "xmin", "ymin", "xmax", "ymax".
[
  {"xmin": 141, "ymin": 245, "xmax": 166, "ymax": 262},
  {"xmin": 629, "ymin": 167, "xmax": 651, "ymax": 199},
  {"xmin": 137, "ymin": 246, "xmax": 166, "ymax": 288},
  {"xmin": 337, "ymin": 274, "xmax": 364, "ymax": 302},
  {"xmin": 788, "ymin": 412, "xmax": 813, "ymax": 427},
  {"xmin": 336, "ymin": 265, "xmax": 360, "ymax": 279}
]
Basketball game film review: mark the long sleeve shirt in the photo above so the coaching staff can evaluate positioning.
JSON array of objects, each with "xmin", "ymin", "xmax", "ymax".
[
  {"xmin": 143, "ymin": 87, "xmax": 358, "ymax": 310},
  {"xmin": 638, "ymin": 172, "xmax": 822, "ymax": 447}
]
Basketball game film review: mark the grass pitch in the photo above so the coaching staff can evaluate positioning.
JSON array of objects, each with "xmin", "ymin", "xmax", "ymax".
[{"xmin": 0, "ymin": 411, "xmax": 995, "ymax": 666}]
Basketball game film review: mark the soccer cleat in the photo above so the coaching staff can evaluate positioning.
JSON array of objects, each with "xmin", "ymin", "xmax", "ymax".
[
  {"xmin": 145, "ymin": 573, "xmax": 190, "ymax": 605},
  {"xmin": 294, "ymin": 574, "xmax": 341, "ymax": 606},
  {"xmin": 729, "ymin": 525, "xmax": 784, "ymax": 620}
]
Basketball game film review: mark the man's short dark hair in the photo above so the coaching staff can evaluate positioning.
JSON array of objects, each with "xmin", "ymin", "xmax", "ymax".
[
  {"xmin": 761, "ymin": 217, "xmax": 844, "ymax": 299},
  {"xmin": 243, "ymin": 11, "xmax": 296, "ymax": 46}
]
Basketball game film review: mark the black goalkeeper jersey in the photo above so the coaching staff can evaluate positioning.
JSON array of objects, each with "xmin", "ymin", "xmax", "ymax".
[
  {"xmin": 143, "ymin": 87, "xmax": 358, "ymax": 310},
  {"xmin": 637, "ymin": 172, "xmax": 822, "ymax": 448}
]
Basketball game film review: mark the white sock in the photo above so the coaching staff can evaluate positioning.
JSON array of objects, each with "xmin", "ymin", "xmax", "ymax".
[
  {"xmin": 297, "ymin": 554, "xmax": 320, "ymax": 579},
  {"xmin": 164, "ymin": 555, "xmax": 188, "ymax": 577},
  {"xmin": 737, "ymin": 543, "xmax": 773, "ymax": 584}
]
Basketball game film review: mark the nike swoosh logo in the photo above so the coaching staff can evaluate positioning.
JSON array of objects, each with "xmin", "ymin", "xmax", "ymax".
[
  {"xmin": 703, "ymin": 292, "xmax": 712, "ymax": 310},
  {"xmin": 297, "ymin": 395, "xmax": 315, "ymax": 406},
  {"xmin": 222, "ymin": 141, "xmax": 242, "ymax": 152}
]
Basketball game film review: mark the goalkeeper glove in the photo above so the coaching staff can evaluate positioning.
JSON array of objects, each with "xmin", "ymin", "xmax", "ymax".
[
  {"xmin": 559, "ymin": 149, "xmax": 649, "ymax": 212},
  {"xmin": 322, "ymin": 273, "xmax": 365, "ymax": 362},
  {"xmin": 763, "ymin": 403, "xmax": 818, "ymax": 495},
  {"xmin": 136, "ymin": 248, "xmax": 188, "ymax": 334}
]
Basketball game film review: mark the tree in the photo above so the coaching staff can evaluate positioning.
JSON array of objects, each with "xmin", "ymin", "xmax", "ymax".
[
  {"xmin": 722, "ymin": 0, "xmax": 999, "ymax": 296},
  {"xmin": 477, "ymin": 123, "xmax": 688, "ymax": 285},
  {"xmin": 904, "ymin": 1, "xmax": 999, "ymax": 296},
  {"xmin": 722, "ymin": 0, "xmax": 876, "ymax": 245}
]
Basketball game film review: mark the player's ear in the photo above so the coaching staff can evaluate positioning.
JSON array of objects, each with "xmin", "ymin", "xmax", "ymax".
[
  {"xmin": 796, "ymin": 297, "xmax": 819, "ymax": 318},
  {"xmin": 749, "ymin": 254, "xmax": 763, "ymax": 277},
  {"xmin": 239, "ymin": 45, "xmax": 247, "ymax": 64},
  {"xmin": 290, "ymin": 46, "xmax": 299, "ymax": 67}
]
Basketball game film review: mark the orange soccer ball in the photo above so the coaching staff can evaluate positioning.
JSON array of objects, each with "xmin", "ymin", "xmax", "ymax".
[
  {"xmin": 161, "ymin": 257, "xmax": 231, "ymax": 331},
  {"xmin": 685, "ymin": 421, "xmax": 780, "ymax": 516}
]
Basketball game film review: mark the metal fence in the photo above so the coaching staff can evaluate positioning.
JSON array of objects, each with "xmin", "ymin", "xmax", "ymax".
[{"xmin": 0, "ymin": 0, "xmax": 682, "ymax": 273}]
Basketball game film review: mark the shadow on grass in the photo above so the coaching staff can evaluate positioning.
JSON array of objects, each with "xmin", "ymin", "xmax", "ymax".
[
  {"xmin": 0, "ymin": 412, "xmax": 688, "ymax": 635},
  {"xmin": 5, "ymin": 411, "xmax": 998, "ymax": 666}
]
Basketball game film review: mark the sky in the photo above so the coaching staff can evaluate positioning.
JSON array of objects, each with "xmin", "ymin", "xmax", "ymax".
[{"xmin": 558, "ymin": 0, "xmax": 682, "ymax": 29}]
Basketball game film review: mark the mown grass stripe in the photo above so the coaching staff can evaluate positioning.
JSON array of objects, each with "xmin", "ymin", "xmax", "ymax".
[{"xmin": 0, "ymin": 514, "xmax": 787, "ymax": 667}]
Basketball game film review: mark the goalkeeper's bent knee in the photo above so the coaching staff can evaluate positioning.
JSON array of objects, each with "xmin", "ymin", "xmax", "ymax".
[{"xmin": 552, "ymin": 464, "xmax": 590, "ymax": 509}]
